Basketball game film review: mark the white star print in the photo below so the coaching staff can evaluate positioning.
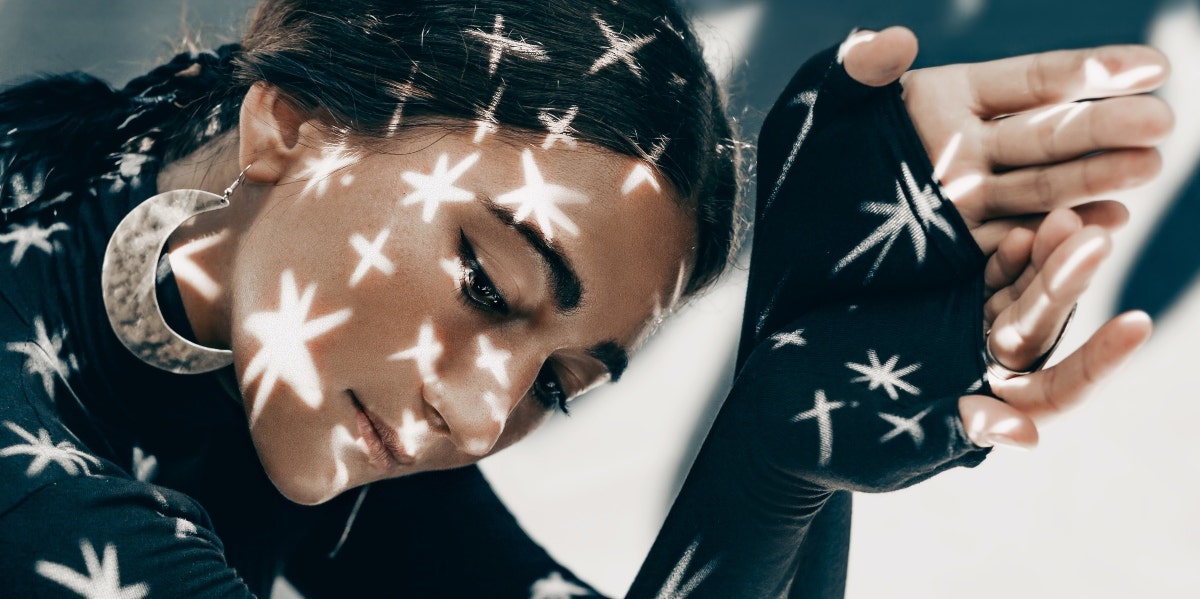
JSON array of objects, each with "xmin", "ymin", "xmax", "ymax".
[
  {"xmin": 0, "ymin": 221, "xmax": 69, "ymax": 266},
  {"xmin": 390, "ymin": 321, "xmax": 444, "ymax": 384},
  {"xmin": 9, "ymin": 167, "xmax": 47, "ymax": 206},
  {"xmin": 297, "ymin": 144, "xmax": 357, "ymax": 197},
  {"xmin": 475, "ymin": 85, "xmax": 506, "ymax": 143},
  {"xmin": 349, "ymin": 229, "xmax": 396, "ymax": 287},
  {"xmin": 832, "ymin": 161, "xmax": 955, "ymax": 282},
  {"xmin": 116, "ymin": 153, "xmax": 151, "ymax": 180},
  {"xmin": 588, "ymin": 15, "xmax": 656, "ymax": 79},
  {"xmin": 769, "ymin": 330, "xmax": 806, "ymax": 350},
  {"xmin": 36, "ymin": 540, "xmax": 148, "ymax": 599},
  {"xmin": 791, "ymin": 390, "xmax": 847, "ymax": 468},
  {"xmin": 845, "ymin": 349, "xmax": 921, "ymax": 400},
  {"xmin": 400, "ymin": 152, "xmax": 480, "ymax": 222},
  {"xmin": 243, "ymin": 270, "xmax": 352, "ymax": 423},
  {"xmin": 529, "ymin": 571, "xmax": 591, "ymax": 599},
  {"xmin": 764, "ymin": 90, "xmax": 817, "ymax": 213},
  {"xmin": 131, "ymin": 446, "xmax": 157, "ymax": 483},
  {"xmin": 655, "ymin": 537, "xmax": 717, "ymax": 599},
  {"xmin": 168, "ymin": 231, "xmax": 225, "ymax": 301},
  {"xmin": 538, "ymin": 105, "xmax": 579, "ymax": 149},
  {"xmin": 6, "ymin": 316, "xmax": 78, "ymax": 398},
  {"xmin": 1, "ymin": 422, "xmax": 100, "ymax": 478},
  {"xmin": 476, "ymin": 335, "xmax": 512, "ymax": 389},
  {"xmin": 497, "ymin": 149, "xmax": 588, "ymax": 240},
  {"xmin": 175, "ymin": 518, "xmax": 197, "ymax": 539},
  {"xmin": 878, "ymin": 407, "xmax": 933, "ymax": 447},
  {"xmin": 468, "ymin": 14, "xmax": 550, "ymax": 76}
]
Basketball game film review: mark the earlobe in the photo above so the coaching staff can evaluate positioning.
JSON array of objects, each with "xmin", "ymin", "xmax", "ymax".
[{"xmin": 238, "ymin": 82, "xmax": 308, "ymax": 184}]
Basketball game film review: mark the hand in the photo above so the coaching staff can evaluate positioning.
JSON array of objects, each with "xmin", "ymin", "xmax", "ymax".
[{"xmin": 841, "ymin": 26, "xmax": 1173, "ymax": 254}]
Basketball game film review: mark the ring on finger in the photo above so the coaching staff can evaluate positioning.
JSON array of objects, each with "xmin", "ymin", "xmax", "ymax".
[{"xmin": 984, "ymin": 304, "xmax": 1077, "ymax": 380}]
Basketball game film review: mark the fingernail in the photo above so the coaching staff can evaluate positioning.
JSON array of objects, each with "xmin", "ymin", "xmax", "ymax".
[{"xmin": 984, "ymin": 433, "xmax": 1034, "ymax": 451}]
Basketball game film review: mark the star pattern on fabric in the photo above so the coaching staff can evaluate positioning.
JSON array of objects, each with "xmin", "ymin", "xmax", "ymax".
[
  {"xmin": 5, "ymin": 316, "xmax": 78, "ymax": 398},
  {"xmin": 475, "ymin": 84, "xmax": 506, "ymax": 144},
  {"xmin": 845, "ymin": 349, "xmax": 921, "ymax": 400},
  {"xmin": 791, "ymin": 390, "xmax": 846, "ymax": 468},
  {"xmin": 497, "ymin": 149, "xmax": 588, "ymax": 240},
  {"xmin": 529, "ymin": 571, "xmax": 591, "ymax": 599},
  {"xmin": 476, "ymin": 335, "xmax": 512, "ymax": 389},
  {"xmin": 538, "ymin": 105, "xmax": 580, "ymax": 150},
  {"xmin": 468, "ymin": 14, "xmax": 550, "ymax": 76},
  {"xmin": 769, "ymin": 330, "xmax": 807, "ymax": 350},
  {"xmin": 588, "ymin": 15, "xmax": 656, "ymax": 79},
  {"xmin": 764, "ymin": 90, "xmax": 816, "ymax": 214},
  {"xmin": 832, "ymin": 161, "xmax": 954, "ymax": 282},
  {"xmin": 9, "ymin": 166, "xmax": 47, "ymax": 206},
  {"xmin": 400, "ymin": 152, "xmax": 480, "ymax": 222},
  {"xmin": 1, "ymin": 422, "xmax": 100, "ymax": 478},
  {"xmin": 0, "ymin": 221, "xmax": 69, "ymax": 266},
  {"xmin": 35, "ymin": 540, "xmax": 148, "ymax": 599},
  {"xmin": 243, "ymin": 270, "xmax": 353, "ymax": 423},
  {"xmin": 175, "ymin": 518, "xmax": 198, "ymax": 539},
  {"xmin": 655, "ymin": 537, "xmax": 717, "ymax": 599},
  {"xmin": 390, "ymin": 321, "xmax": 444, "ymax": 384},
  {"xmin": 131, "ymin": 446, "xmax": 158, "ymax": 483},
  {"xmin": 349, "ymin": 229, "xmax": 396, "ymax": 287},
  {"xmin": 878, "ymin": 407, "xmax": 933, "ymax": 447}
]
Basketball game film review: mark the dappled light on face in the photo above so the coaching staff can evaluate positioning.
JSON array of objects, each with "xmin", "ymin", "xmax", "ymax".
[
  {"xmin": 439, "ymin": 257, "xmax": 466, "ymax": 289},
  {"xmin": 480, "ymin": 391, "xmax": 507, "ymax": 427},
  {"xmin": 474, "ymin": 85, "xmax": 506, "ymax": 144},
  {"xmin": 329, "ymin": 424, "xmax": 356, "ymax": 490},
  {"xmin": 496, "ymin": 149, "xmax": 588, "ymax": 241},
  {"xmin": 475, "ymin": 334, "xmax": 512, "ymax": 389},
  {"xmin": 169, "ymin": 231, "xmax": 226, "ymax": 301},
  {"xmin": 349, "ymin": 229, "xmax": 396, "ymax": 287},
  {"xmin": 1083, "ymin": 58, "xmax": 1163, "ymax": 93},
  {"xmin": 622, "ymin": 163, "xmax": 662, "ymax": 196},
  {"xmin": 538, "ymin": 106, "xmax": 579, "ymax": 150},
  {"xmin": 297, "ymin": 144, "xmax": 357, "ymax": 197},
  {"xmin": 389, "ymin": 321, "xmax": 444, "ymax": 384},
  {"xmin": 397, "ymin": 408, "xmax": 432, "ymax": 457},
  {"xmin": 243, "ymin": 270, "xmax": 353, "ymax": 424},
  {"xmin": 400, "ymin": 152, "xmax": 481, "ymax": 222}
]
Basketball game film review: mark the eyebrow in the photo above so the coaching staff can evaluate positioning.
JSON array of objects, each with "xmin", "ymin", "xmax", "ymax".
[
  {"xmin": 589, "ymin": 340, "xmax": 629, "ymax": 383},
  {"xmin": 478, "ymin": 194, "xmax": 583, "ymax": 313}
]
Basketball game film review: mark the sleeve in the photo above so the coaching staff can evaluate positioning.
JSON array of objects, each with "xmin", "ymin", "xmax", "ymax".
[
  {"xmin": 625, "ymin": 42, "xmax": 994, "ymax": 598},
  {"xmin": 283, "ymin": 465, "xmax": 606, "ymax": 599},
  {"xmin": 0, "ymin": 475, "xmax": 255, "ymax": 598}
]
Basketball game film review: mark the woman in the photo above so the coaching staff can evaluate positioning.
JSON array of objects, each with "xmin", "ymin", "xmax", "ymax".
[{"xmin": 0, "ymin": 1, "xmax": 1168, "ymax": 597}]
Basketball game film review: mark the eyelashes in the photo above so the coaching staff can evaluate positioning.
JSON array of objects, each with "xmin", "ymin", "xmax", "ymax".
[{"xmin": 456, "ymin": 231, "xmax": 569, "ymax": 414}]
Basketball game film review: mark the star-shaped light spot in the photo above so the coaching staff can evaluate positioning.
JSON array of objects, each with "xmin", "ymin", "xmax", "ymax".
[
  {"xmin": 243, "ymin": 270, "xmax": 352, "ymax": 423},
  {"xmin": 791, "ymin": 390, "xmax": 847, "ymax": 468},
  {"xmin": 832, "ymin": 161, "xmax": 954, "ymax": 282},
  {"xmin": 530, "ymin": 571, "xmax": 591, "ymax": 599},
  {"xmin": 655, "ymin": 537, "xmax": 717, "ymax": 599},
  {"xmin": 349, "ymin": 229, "xmax": 396, "ymax": 287},
  {"xmin": 397, "ymin": 408, "xmax": 432, "ymax": 456},
  {"xmin": 588, "ymin": 15, "xmax": 656, "ymax": 79},
  {"xmin": 467, "ymin": 14, "xmax": 550, "ymax": 76},
  {"xmin": 475, "ymin": 85, "xmax": 506, "ymax": 143},
  {"xmin": 6, "ymin": 316, "xmax": 78, "ymax": 398},
  {"xmin": 538, "ymin": 105, "xmax": 579, "ymax": 150},
  {"xmin": 1084, "ymin": 57, "xmax": 1163, "ymax": 92},
  {"xmin": 296, "ymin": 144, "xmax": 358, "ymax": 197},
  {"xmin": 845, "ymin": 349, "xmax": 921, "ymax": 400},
  {"xmin": 0, "ymin": 221, "xmax": 69, "ymax": 266},
  {"xmin": 496, "ymin": 149, "xmax": 588, "ymax": 240},
  {"xmin": 175, "ymin": 518, "xmax": 198, "ymax": 539},
  {"xmin": 481, "ymin": 391, "xmax": 507, "ymax": 426},
  {"xmin": 401, "ymin": 153, "xmax": 480, "ymax": 222},
  {"xmin": 878, "ymin": 407, "xmax": 933, "ymax": 447},
  {"xmin": 475, "ymin": 335, "xmax": 512, "ymax": 389},
  {"xmin": 769, "ymin": 330, "xmax": 806, "ymax": 350},
  {"xmin": 387, "ymin": 62, "xmax": 421, "ymax": 137},
  {"xmin": 389, "ymin": 321, "xmax": 444, "ymax": 384},
  {"xmin": 1, "ymin": 422, "xmax": 100, "ymax": 478},
  {"xmin": 168, "ymin": 231, "xmax": 226, "ymax": 301},
  {"xmin": 36, "ymin": 540, "xmax": 148, "ymax": 599},
  {"xmin": 622, "ymin": 164, "xmax": 661, "ymax": 196},
  {"xmin": 9, "ymin": 167, "xmax": 47, "ymax": 207},
  {"xmin": 131, "ymin": 446, "xmax": 158, "ymax": 483}
]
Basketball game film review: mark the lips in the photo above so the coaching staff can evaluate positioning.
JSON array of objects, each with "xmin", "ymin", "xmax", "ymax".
[{"xmin": 348, "ymin": 390, "xmax": 416, "ymax": 468}]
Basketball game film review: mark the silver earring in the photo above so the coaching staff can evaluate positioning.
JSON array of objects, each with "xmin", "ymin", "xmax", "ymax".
[{"xmin": 101, "ymin": 166, "xmax": 251, "ymax": 374}]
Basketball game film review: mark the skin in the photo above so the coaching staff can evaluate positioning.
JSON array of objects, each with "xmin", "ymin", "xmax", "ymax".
[{"xmin": 159, "ymin": 84, "xmax": 693, "ymax": 504}]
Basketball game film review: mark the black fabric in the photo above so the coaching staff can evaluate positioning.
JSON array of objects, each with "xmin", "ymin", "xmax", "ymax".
[{"xmin": 625, "ymin": 44, "xmax": 991, "ymax": 598}]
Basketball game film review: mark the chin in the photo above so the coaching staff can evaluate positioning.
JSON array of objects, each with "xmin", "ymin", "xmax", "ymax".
[{"xmin": 263, "ymin": 459, "xmax": 352, "ymax": 506}]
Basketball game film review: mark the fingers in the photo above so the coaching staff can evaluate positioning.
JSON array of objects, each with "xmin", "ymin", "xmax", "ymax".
[
  {"xmin": 965, "ymin": 44, "xmax": 1169, "ymax": 118},
  {"xmin": 958, "ymin": 395, "xmax": 1038, "ymax": 449},
  {"xmin": 968, "ymin": 147, "xmax": 1161, "ymax": 220},
  {"xmin": 840, "ymin": 26, "xmax": 919, "ymax": 87},
  {"xmin": 986, "ymin": 94, "xmax": 1174, "ymax": 168},
  {"xmin": 984, "ymin": 226, "xmax": 1034, "ymax": 297},
  {"xmin": 969, "ymin": 199, "xmax": 1128, "ymax": 256},
  {"xmin": 990, "ymin": 311, "xmax": 1153, "ymax": 420}
]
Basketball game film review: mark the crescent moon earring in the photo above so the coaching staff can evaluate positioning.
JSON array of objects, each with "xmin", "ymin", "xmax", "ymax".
[{"xmin": 101, "ymin": 165, "xmax": 251, "ymax": 374}]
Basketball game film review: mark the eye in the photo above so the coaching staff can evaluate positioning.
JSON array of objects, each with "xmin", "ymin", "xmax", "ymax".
[
  {"xmin": 532, "ymin": 362, "xmax": 569, "ymax": 415},
  {"xmin": 458, "ymin": 231, "xmax": 509, "ymax": 315}
]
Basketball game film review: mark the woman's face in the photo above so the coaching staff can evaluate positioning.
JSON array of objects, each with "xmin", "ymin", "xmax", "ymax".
[{"xmin": 227, "ymin": 126, "xmax": 694, "ymax": 504}]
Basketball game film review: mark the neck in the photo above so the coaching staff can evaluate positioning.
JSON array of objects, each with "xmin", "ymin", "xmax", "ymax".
[{"xmin": 157, "ymin": 131, "xmax": 260, "ymax": 350}]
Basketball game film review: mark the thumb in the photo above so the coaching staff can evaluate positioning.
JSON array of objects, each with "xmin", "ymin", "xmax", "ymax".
[
  {"xmin": 839, "ymin": 26, "xmax": 919, "ymax": 87},
  {"xmin": 959, "ymin": 395, "xmax": 1040, "ymax": 450}
]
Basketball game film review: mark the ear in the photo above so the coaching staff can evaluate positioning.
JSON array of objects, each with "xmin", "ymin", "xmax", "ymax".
[{"xmin": 238, "ymin": 82, "xmax": 308, "ymax": 184}]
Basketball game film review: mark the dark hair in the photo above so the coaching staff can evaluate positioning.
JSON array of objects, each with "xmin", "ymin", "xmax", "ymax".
[{"xmin": 177, "ymin": 0, "xmax": 739, "ymax": 296}]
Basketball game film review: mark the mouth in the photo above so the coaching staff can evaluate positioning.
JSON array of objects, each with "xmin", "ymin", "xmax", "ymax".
[{"xmin": 348, "ymin": 390, "xmax": 416, "ymax": 469}]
